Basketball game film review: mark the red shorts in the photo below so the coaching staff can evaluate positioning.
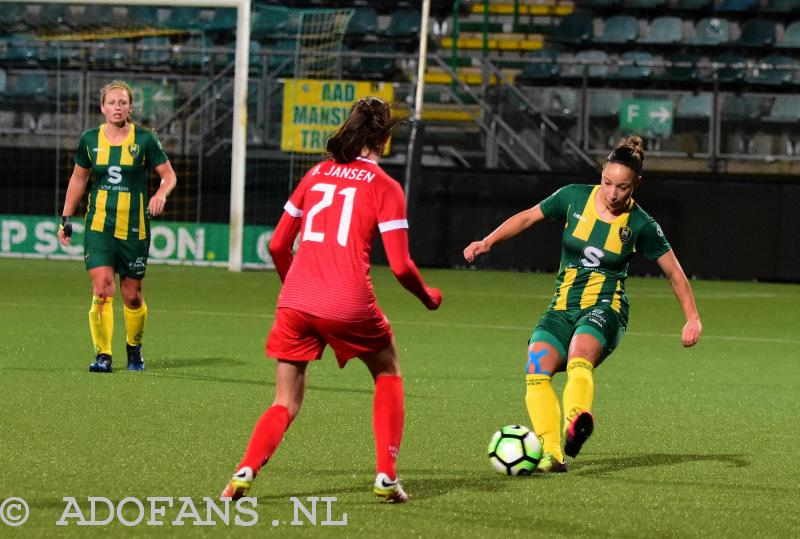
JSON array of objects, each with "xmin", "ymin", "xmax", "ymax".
[{"xmin": 266, "ymin": 307, "xmax": 394, "ymax": 368}]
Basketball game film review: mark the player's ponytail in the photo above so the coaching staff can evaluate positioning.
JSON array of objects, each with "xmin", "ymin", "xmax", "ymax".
[
  {"xmin": 327, "ymin": 97, "xmax": 398, "ymax": 164},
  {"xmin": 606, "ymin": 136, "xmax": 645, "ymax": 176}
]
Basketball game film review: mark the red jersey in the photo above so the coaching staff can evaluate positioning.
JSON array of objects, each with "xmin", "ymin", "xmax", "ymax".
[{"xmin": 275, "ymin": 157, "xmax": 408, "ymax": 321}]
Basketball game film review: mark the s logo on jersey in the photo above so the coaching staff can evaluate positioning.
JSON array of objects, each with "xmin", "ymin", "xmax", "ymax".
[
  {"xmin": 619, "ymin": 226, "xmax": 632, "ymax": 244},
  {"xmin": 108, "ymin": 165, "xmax": 123, "ymax": 185},
  {"xmin": 581, "ymin": 246, "xmax": 604, "ymax": 267}
]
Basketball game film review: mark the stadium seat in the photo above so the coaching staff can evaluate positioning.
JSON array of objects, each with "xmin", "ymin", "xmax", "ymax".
[
  {"xmin": 129, "ymin": 6, "xmax": 164, "ymax": 27},
  {"xmin": 0, "ymin": 36, "xmax": 39, "ymax": 65},
  {"xmin": 764, "ymin": 0, "xmax": 800, "ymax": 12},
  {"xmin": 721, "ymin": 94, "xmax": 761, "ymax": 121},
  {"xmin": 715, "ymin": 0, "xmax": 760, "ymax": 11},
  {"xmin": 584, "ymin": 0, "xmax": 620, "ymax": 6},
  {"xmin": 746, "ymin": 55, "xmax": 796, "ymax": 85},
  {"xmin": 640, "ymin": 16, "xmax": 683, "ymax": 45},
  {"xmin": 138, "ymin": 36, "xmax": 171, "ymax": 67},
  {"xmin": 266, "ymin": 40, "xmax": 296, "ymax": 76},
  {"xmin": 611, "ymin": 51, "xmax": 653, "ymax": 80},
  {"xmin": 0, "ymin": 68, "xmax": 6, "ymax": 95},
  {"xmin": 345, "ymin": 42, "xmax": 398, "ymax": 80},
  {"xmin": 734, "ymin": 19, "xmax": 776, "ymax": 48},
  {"xmin": 251, "ymin": 8, "xmax": 295, "ymax": 39},
  {"xmin": 674, "ymin": 0, "xmax": 713, "ymax": 9},
  {"xmin": 172, "ymin": 35, "xmax": 212, "ymax": 70},
  {"xmin": 382, "ymin": 7, "xmax": 420, "ymax": 38},
  {"xmin": 34, "ymin": 3, "xmax": 70, "ymax": 27},
  {"xmin": 167, "ymin": 7, "xmax": 202, "ymax": 30},
  {"xmin": 345, "ymin": 7, "xmax": 378, "ymax": 38},
  {"xmin": 657, "ymin": 53, "xmax": 701, "ymax": 82},
  {"xmin": 204, "ymin": 9, "xmax": 236, "ymax": 32},
  {"xmin": 764, "ymin": 94, "xmax": 800, "ymax": 121},
  {"xmin": 628, "ymin": 0, "xmax": 667, "ymax": 7},
  {"xmin": 6, "ymin": 72, "xmax": 49, "ymax": 99},
  {"xmin": 589, "ymin": 90, "xmax": 622, "ymax": 118},
  {"xmin": 79, "ymin": 4, "xmax": 116, "ymax": 27},
  {"xmin": 776, "ymin": 20, "xmax": 800, "ymax": 48},
  {"xmin": 515, "ymin": 49, "xmax": 560, "ymax": 83},
  {"xmin": 38, "ymin": 42, "xmax": 82, "ymax": 66},
  {"xmin": 690, "ymin": 18, "xmax": 731, "ymax": 45},
  {"xmin": 89, "ymin": 39, "xmax": 130, "ymax": 68},
  {"xmin": 593, "ymin": 16, "xmax": 638, "ymax": 44},
  {"xmin": 564, "ymin": 49, "xmax": 611, "ymax": 79},
  {"xmin": 709, "ymin": 52, "xmax": 747, "ymax": 82},
  {"xmin": 676, "ymin": 93, "xmax": 712, "ymax": 119},
  {"xmin": 0, "ymin": 3, "xmax": 25, "ymax": 30},
  {"xmin": 548, "ymin": 12, "xmax": 593, "ymax": 44}
]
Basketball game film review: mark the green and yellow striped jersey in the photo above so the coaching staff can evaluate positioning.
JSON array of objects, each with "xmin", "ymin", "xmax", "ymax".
[
  {"xmin": 539, "ymin": 184, "xmax": 671, "ymax": 320},
  {"xmin": 75, "ymin": 123, "xmax": 168, "ymax": 240}
]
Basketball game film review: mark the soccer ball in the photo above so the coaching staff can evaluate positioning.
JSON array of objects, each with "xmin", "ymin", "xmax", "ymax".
[{"xmin": 488, "ymin": 425, "xmax": 542, "ymax": 476}]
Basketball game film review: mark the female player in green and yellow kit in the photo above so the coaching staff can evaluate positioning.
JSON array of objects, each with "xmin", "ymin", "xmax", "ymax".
[
  {"xmin": 463, "ymin": 136, "xmax": 702, "ymax": 472},
  {"xmin": 58, "ymin": 81, "xmax": 177, "ymax": 373}
]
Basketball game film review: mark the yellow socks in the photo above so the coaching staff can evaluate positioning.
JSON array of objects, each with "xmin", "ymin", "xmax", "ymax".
[
  {"xmin": 124, "ymin": 302, "xmax": 148, "ymax": 347},
  {"xmin": 88, "ymin": 296, "xmax": 113, "ymax": 356},
  {"xmin": 525, "ymin": 374, "xmax": 564, "ymax": 462},
  {"xmin": 563, "ymin": 358, "xmax": 594, "ymax": 433}
]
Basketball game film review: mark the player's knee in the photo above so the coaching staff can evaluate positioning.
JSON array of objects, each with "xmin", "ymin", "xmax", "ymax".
[{"xmin": 525, "ymin": 344, "xmax": 558, "ymax": 376}]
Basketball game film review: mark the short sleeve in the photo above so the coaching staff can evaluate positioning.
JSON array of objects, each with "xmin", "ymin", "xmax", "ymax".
[
  {"xmin": 376, "ymin": 176, "xmax": 408, "ymax": 234},
  {"xmin": 539, "ymin": 184, "xmax": 575, "ymax": 222},
  {"xmin": 636, "ymin": 219, "xmax": 671, "ymax": 260},
  {"xmin": 144, "ymin": 131, "xmax": 168, "ymax": 168},
  {"xmin": 74, "ymin": 133, "xmax": 92, "ymax": 169}
]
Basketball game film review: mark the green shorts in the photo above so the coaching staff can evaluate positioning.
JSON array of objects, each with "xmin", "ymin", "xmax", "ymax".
[
  {"xmin": 531, "ymin": 304, "xmax": 626, "ymax": 364},
  {"xmin": 84, "ymin": 230, "xmax": 150, "ymax": 279}
]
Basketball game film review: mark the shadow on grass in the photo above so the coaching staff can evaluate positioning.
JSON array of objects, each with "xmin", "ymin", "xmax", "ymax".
[
  {"xmin": 572, "ymin": 453, "xmax": 750, "ymax": 475},
  {"xmin": 258, "ymin": 470, "xmax": 508, "ymax": 503},
  {"xmin": 148, "ymin": 357, "xmax": 250, "ymax": 370}
]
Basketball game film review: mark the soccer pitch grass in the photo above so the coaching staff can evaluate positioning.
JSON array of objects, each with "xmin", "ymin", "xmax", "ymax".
[{"xmin": 1, "ymin": 258, "xmax": 798, "ymax": 537}]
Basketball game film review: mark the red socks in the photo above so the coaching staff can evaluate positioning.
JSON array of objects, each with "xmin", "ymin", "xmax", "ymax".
[
  {"xmin": 238, "ymin": 404, "xmax": 292, "ymax": 475},
  {"xmin": 373, "ymin": 375, "xmax": 404, "ymax": 480}
]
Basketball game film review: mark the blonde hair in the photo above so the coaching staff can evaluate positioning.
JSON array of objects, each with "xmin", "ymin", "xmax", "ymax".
[{"xmin": 99, "ymin": 80, "xmax": 134, "ymax": 107}]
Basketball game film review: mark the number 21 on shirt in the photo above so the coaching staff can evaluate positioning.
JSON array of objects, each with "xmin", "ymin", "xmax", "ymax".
[{"xmin": 302, "ymin": 183, "xmax": 357, "ymax": 247}]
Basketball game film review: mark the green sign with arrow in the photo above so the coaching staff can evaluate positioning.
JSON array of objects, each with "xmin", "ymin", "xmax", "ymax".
[{"xmin": 619, "ymin": 99, "xmax": 673, "ymax": 137}]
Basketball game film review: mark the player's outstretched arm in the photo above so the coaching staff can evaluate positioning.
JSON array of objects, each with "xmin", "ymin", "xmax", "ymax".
[
  {"xmin": 463, "ymin": 205, "xmax": 546, "ymax": 262},
  {"xmin": 58, "ymin": 164, "xmax": 91, "ymax": 246},
  {"xmin": 269, "ymin": 212, "xmax": 302, "ymax": 283},
  {"xmin": 657, "ymin": 249, "xmax": 702, "ymax": 347},
  {"xmin": 382, "ymin": 229, "xmax": 442, "ymax": 310}
]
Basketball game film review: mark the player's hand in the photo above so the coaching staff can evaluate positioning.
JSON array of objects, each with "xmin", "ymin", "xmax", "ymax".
[
  {"xmin": 681, "ymin": 318, "xmax": 702, "ymax": 347},
  {"xmin": 148, "ymin": 194, "xmax": 167, "ymax": 216},
  {"xmin": 423, "ymin": 287, "xmax": 443, "ymax": 310},
  {"xmin": 58, "ymin": 216, "xmax": 72, "ymax": 246},
  {"xmin": 463, "ymin": 240, "xmax": 490, "ymax": 263}
]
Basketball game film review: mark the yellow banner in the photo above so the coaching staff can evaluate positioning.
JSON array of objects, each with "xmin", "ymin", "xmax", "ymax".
[{"xmin": 281, "ymin": 79, "xmax": 394, "ymax": 154}]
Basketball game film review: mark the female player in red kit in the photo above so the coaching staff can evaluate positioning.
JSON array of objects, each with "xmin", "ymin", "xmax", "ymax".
[{"xmin": 222, "ymin": 97, "xmax": 442, "ymax": 503}]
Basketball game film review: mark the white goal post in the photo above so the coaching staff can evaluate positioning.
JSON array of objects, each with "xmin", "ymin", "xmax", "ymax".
[{"xmin": 9, "ymin": 0, "xmax": 251, "ymax": 271}]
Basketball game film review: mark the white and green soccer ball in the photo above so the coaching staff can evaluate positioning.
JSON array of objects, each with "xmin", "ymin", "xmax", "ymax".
[{"xmin": 488, "ymin": 425, "xmax": 543, "ymax": 476}]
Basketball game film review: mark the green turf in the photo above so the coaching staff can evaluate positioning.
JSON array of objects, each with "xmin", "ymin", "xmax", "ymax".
[{"xmin": 1, "ymin": 258, "xmax": 799, "ymax": 537}]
